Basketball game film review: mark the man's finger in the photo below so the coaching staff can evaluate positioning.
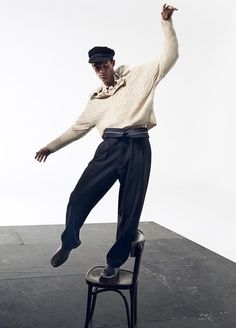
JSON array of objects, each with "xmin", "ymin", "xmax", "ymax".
[
  {"xmin": 35, "ymin": 152, "xmax": 41, "ymax": 160},
  {"xmin": 35, "ymin": 152, "xmax": 42, "ymax": 160},
  {"xmin": 167, "ymin": 5, "xmax": 178, "ymax": 11}
]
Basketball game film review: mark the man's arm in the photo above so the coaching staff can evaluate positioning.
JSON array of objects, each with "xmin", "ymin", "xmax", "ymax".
[
  {"xmin": 129, "ymin": 4, "xmax": 178, "ymax": 85},
  {"xmin": 35, "ymin": 108, "xmax": 94, "ymax": 162},
  {"xmin": 155, "ymin": 4, "xmax": 179, "ymax": 81}
]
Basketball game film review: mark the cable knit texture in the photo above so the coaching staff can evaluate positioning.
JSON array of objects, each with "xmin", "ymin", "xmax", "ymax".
[{"xmin": 47, "ymin": 19, "xmax": 179, "ymax": 153}]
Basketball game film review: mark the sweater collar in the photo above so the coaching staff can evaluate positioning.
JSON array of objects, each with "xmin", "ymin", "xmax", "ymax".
[{"xmin": 90, "ymin": 65, "xmax": 129, "ymax": 99}]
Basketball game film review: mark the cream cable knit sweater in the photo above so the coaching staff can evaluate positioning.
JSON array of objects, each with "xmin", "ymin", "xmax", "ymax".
[{"xmin": 46, "ymin": 18, "xmax": 179, "ymax": 153}]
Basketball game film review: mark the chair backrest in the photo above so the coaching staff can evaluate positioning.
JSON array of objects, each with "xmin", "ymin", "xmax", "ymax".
[{"xmin": 130, "ymin": 230, "xmax": 145, "ymax": 286}]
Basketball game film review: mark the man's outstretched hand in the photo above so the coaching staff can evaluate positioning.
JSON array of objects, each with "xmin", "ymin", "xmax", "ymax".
[
  {"xmin": 35, "ymin": 147, "xmax": 51, "ymax": 162},
  {"xmin": 161, "ymin": 4, "xmax": 178, "ymax": 20}
]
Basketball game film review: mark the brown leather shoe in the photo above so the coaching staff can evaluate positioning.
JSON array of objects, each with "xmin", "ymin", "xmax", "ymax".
[{"xmin": 51, "ymin": 246, "xmax": 71, "ymax": 267}]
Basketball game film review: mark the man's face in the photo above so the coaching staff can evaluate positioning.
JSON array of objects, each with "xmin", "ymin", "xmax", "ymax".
[{"xmin": 92, "ymin": 60, "xmax": 115, "ymax": 86}]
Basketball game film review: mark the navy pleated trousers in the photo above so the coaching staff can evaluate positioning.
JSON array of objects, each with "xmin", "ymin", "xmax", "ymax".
[{"xmin": 61, "ymin": 128, "xmax": 151, "ymax": 268}]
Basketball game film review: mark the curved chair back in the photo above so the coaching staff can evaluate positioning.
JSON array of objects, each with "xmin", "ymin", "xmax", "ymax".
[{"xmin": 130, "ymin": 230, "xmax": 145, "ymax": 286}]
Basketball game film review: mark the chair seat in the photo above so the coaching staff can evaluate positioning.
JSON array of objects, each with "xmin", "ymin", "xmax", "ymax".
[{"xmin": 86, "ymin": 266, "xmax": 133, "ymax": 289}]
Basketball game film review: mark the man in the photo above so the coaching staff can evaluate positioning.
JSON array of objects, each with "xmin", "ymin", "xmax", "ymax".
[{"xmin": 35, "ymin": 4, "xmax": 178, "ymax": 280}]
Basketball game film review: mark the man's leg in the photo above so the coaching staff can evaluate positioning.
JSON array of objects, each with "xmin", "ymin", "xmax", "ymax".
[
  {"xmin": 106, "ymin": 137, "xmax": 152, "ymax": 268},
  {"xmin": 51, "ymin": 139, "xmax": 118, "ymax": 267},
  {"xmin": 61, "ymin": 140, "xmax": 118, "ymax": 249}
]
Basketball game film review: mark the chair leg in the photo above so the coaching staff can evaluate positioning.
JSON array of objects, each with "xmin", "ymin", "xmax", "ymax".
[
  {"xmin": 115, "ymin": 290, "xmax": 131, "ymax": 328},
  {"xmin": 84, "ymin": 285, "xmax": 93, "ymax": 328},
  {"xmin": 89, "ymin": 287, "xmax": 98, "ymax": 321},
  {"xmin": 133, "ymin": 285, "xmax": 138, "ymax": 325},
  {"xmin": 130, "ymin": 289, "xmax": 134, "ymax": 328},
  {"xmin": 130, "ymin": 285, "xmax": 138, "ymax": 328}
]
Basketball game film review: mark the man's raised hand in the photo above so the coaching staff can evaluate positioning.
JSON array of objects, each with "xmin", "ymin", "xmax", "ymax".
[{"xmin": 161, "ymin": 4, "xmax": 178, "ymax": 20}]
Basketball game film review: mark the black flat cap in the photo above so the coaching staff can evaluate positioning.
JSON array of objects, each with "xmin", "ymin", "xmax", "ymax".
[{"xmin": 88, "ymin": 46, "xmax": 115, "ymax": 64}]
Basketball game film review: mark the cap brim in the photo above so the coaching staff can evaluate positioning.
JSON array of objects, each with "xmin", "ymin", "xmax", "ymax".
[{"xmin": 89, "ymin": 56, "xmax": 113, "ymax": 64}]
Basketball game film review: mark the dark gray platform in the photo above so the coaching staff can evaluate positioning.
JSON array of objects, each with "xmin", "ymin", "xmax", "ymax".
[{"xmin": 0, "ymin": 222, "xmax": 235, "ymax": 328}]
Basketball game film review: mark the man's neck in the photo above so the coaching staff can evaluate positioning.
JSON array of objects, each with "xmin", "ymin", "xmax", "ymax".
[{"xmin": 104, "ymin": 79, "xmax": 115, "ymax": 87}]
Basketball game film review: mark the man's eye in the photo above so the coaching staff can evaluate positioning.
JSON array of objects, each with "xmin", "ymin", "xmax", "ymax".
[{"xmin": 94, "ymin": 63, "xmax": 109, "ymax": 70}]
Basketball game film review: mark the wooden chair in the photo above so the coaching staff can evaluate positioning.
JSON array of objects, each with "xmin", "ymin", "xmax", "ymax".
[{"xmin": 84, "ymin": 230, "xmax": 145, "ymax": 328}]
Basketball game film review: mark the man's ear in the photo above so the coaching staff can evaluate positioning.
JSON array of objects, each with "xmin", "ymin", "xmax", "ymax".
[{"xmin": 112, "ymin": 60, "xmax": 115, "ymax": 67}]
